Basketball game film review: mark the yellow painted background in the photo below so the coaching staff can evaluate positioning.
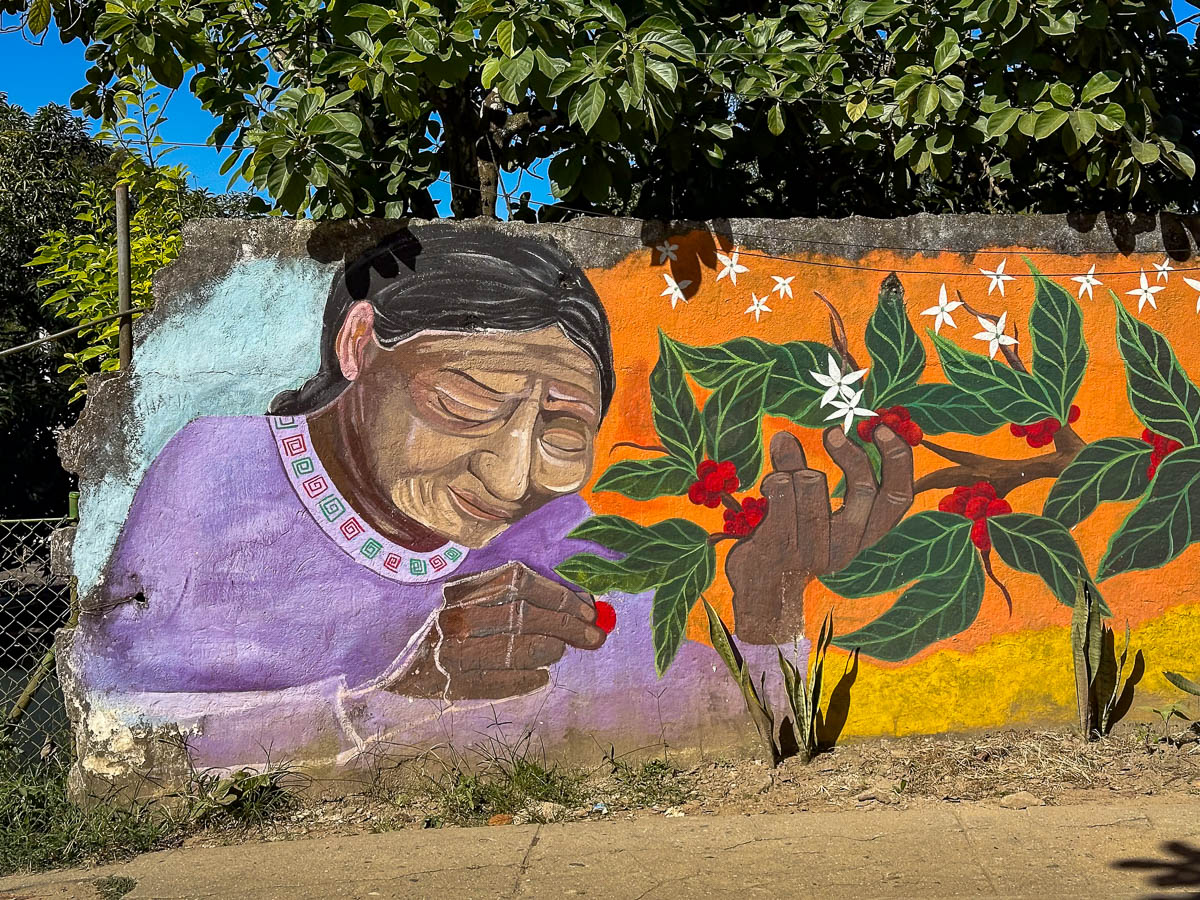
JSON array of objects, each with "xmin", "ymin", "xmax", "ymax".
[{"xmin": 582, "ymin": 232, "xmax": 1200, "ymax": 737}]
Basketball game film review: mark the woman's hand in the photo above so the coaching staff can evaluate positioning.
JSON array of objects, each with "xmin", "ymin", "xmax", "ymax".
[
  {"xmin": 725, "ymin": 427, "xmax": 914, "ymax": 645},
  {"xmin": 389, "ymin": 561, "xmax": 607, "ymax": 700}
]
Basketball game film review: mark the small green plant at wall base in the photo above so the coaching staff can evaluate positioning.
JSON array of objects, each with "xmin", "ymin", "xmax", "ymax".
[
  {"xmin": 777, "ymin": 612, "xmax": 836, "ymax": 764},
  {"xmin": 702, "ymin": 600, "xmax": 839, "ymax": 767},
  {"xmin": 1163, "ymin": 671, "xmax": 1200, "ymax": 699},
  {"xmin": 1070, "ymin": 580, "xmax": 1141, "ymax": 740}
]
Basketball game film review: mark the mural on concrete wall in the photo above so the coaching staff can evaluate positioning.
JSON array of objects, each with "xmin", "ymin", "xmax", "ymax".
[{"xmin": 62, "ymin": 220, "xmax": 1200, "ymax": 783}]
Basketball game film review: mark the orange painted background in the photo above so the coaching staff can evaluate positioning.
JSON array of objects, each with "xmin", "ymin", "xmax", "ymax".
[{"xmin": 578, "ymin": 232, "xmax": 1200, "ymax": 733}]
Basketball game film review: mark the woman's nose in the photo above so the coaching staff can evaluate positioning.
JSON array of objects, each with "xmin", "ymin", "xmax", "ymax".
[{"xmin": 470, "ymin": 398, "xmax": 539, "ymax": 502}]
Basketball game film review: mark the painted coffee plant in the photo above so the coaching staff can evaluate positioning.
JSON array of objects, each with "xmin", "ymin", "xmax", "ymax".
[{"xmin": 556, "ymin": 260, "xmax": 1200, "ymax": 675}]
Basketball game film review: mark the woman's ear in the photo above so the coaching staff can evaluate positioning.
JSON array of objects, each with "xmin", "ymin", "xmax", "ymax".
[{"xmin": 335, "ymin": 301, "xmax": 375, "ymax": 381}]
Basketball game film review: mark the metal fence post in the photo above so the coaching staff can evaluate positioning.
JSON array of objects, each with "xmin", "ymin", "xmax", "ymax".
[{"xmin": 115, "ymin": 183, "xmax": 133, "ymax": 370}]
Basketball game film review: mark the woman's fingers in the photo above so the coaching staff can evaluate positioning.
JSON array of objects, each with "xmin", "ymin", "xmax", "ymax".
[
  {"xmin": 438, "ymin": 633, "xmax": 568, "ymax": 672},
  {"xmin": 824, "ymin": 427, "xmax": 877, "ymax": 568},
  {"xmin": 863, "ymin": 425, "xmax": 914, "ymax": 548},
  {"xmin": 769, "ymin": 431, "xmax": 808, "ymax": 472},
  {"xmin": 441, "ymin": 600, "xmax": 605, "ymax": 649}
]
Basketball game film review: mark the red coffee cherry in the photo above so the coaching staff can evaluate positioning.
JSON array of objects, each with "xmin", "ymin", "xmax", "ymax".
[
  {"xmin": 690, "ymin": 459, "xmax": 739, "ymax": 507},
  {"xmin": 1013, "ymin": 407, "xmax": 1077, "ymax": 448},
  {"xmin": 593, "ymin": 600, "xmax": 617, "ymax": 634},
  {"xmin": 1142, "ymin": 429, "xmax": 1183, "ymax": 479},
  {"xmin": 723, "ymin": 496, "xmax": 770, "ymax": 536},
  {"xmin": 857, "ymin": 405, "xmax": 923, "ymax": 447},
  {"xmin": 970, "ymin": 518, "xmax": 992, "ymax": 552},
  {"xmin": 938, "ymin": 481, "xmax": 1005, "ymax": 551}
]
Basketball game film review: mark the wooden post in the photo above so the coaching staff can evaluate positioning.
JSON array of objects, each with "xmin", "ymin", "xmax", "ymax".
[{"xmin": 115, "ymin": 183, "xmax": 133, "ymax": 370}]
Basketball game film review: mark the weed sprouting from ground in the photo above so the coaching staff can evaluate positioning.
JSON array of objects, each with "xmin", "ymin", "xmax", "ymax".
[
  {"xmin": 609, "ymin": 758, "xmax": 688, "ymax": 808},
  {"xmin": 421, "ymin": 747, "xmax": 587, "ymax": 826},
  {"xmin": 94, "ymin": 875, "xmax": 138, "ymax": 900},
  {"xmin": 0, "ymin": 743, "xmax": 171, "ymax": 876},
  {"xmin": 0, "ymin": 737, "xmax": 307, "ymax": 876}
]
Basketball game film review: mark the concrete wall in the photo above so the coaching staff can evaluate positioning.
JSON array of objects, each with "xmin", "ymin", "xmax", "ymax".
[{"xmin": 57, "ymin": 214, "xmax": 1200, "ymax": 796}]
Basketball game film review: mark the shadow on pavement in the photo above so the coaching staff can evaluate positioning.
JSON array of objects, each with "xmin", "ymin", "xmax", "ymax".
[{"xmin": 1114, "ymin": 840, "xmax": 1200, "ymax": 898}]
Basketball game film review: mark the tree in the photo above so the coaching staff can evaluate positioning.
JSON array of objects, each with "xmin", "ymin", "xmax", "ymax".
[
  {"xmin": 0, "ymin": 95, "xmax": 109, "ymax": 516},
  {"xmin": 4, "ymin": 0, "xmax": 1199, "ymax": 220}
]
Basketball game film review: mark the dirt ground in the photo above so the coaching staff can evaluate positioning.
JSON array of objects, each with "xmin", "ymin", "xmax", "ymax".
[{"xmin": 183, "ymin": 723, "xmax": 1200, "ymax": 847}]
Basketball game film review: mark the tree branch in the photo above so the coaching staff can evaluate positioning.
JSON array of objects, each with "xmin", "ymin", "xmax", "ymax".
[{"xmin": 915, "ymin": 424, "xmax": 1085, "ymax": 497}]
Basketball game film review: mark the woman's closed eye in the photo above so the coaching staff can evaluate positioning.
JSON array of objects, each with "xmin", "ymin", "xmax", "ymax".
[
  {"xmin": 540, "ymin": 424, "xmax": 588, "ymax": 454},
  {"xmin": 433, "ymin": 388, "xmax": 507, "ymax": 423}
]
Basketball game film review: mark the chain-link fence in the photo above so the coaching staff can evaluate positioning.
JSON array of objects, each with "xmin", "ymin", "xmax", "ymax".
[{"xmin": 1, "ymin": 516, "xmax": 73, "ymax": 757}]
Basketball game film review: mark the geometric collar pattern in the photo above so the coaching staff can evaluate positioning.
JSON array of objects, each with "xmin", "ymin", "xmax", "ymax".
[{"xmin": 270, "ymin": 414, "xmax": 470, "ymax": 584}]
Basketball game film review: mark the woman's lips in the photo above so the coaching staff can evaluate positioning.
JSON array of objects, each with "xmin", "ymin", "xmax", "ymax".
[{"xmin": 448, "ymin": 487, "xmax": 513, "ymax": 523}]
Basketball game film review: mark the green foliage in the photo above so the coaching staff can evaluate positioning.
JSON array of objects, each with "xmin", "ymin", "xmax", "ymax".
[
  {"xmin": 864, "ymin": 273, "xmax": 924, "ymax": 407},
  {"xmin": 1164, "ymin": 670, "xmax": 1200, "ymax": 697},
  {"xmin": 0, "ymin": 743, "xmax": 171, "ymax": 876},
  {"xmin": 0, "ymin": 95, "xmax": 110, "ymax": 515},
  {"xmin": 1111, "ymin": 293, "xmax": 1200, "ymax": 448},
  {"xmin": 10, "ymin": 0, "xmax": 1199, "ymax": 218},
  {"xmin": 556, "ymin": 516, "xmax": 715, "ymax": 673},
  {"xmin": 778, "ymin": 611, "xmax": 835, "ymax": 763},
  {"xmin": 701, "ymin": 361, "xmax": 772, "ymax": 491},
  {"xmin": 1026, "ymin": 262, "xmax": 1087, "ymax": 420},
  {"xmin": 988, "ymin": 513, "xmax": 1107, "ymax": 614},
  {"xmin": 702, "ymin": 598, "xmax": 778, "ymax": 766},
  {"xmin": 1070, "ymin": 581, "xmax": 1139, "ymax": 739},
  {"xmin": 1043, "ymin": 437, "xmax": 1152, "ymax": 529},
  {"xmin": 31, "ymin": 156, "xmax": 186, "ymax": 402}
]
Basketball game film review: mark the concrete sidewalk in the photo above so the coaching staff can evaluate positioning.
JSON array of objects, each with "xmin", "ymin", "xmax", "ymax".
[{"xmin": 2, "ymin": 798, "xmax": 1198, "ymax": 899}]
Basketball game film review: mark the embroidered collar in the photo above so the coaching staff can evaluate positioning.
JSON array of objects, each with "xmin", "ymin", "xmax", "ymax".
[{"xmin": 270, "ymin": 415, "xmax": 469, "ymax": 584}]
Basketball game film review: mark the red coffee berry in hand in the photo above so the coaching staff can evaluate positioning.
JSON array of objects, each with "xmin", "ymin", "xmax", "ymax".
[
  {"xmin": 593, "ymin": 600, "xmax": 617, "ymax": 634},
  {"xmin": 970, "ymin": 518, "xmax": 991, "ymax": 552}
]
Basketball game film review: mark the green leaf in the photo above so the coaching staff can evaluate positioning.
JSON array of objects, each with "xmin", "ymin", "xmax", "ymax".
[
  {"xmin": 1164, "ymin": 671, "xmax": 1200, "ymax": 697},
  {"xmin": 820, "ymin": 511, "xmax": 974, "ymax": 597},
  {"xmin": 565, "ymin": 514, "xmax": 654, "ymax": 555},
  {"xmin": 569, "ymin": 82, "xmax": 607, "ymax": 135},
  {"xmin": 1081, "ymin": 71, "xmax": 1121, "ymax": 103},
  {"xmin": 832, "ymin": 538, "xmax": 984, "ymax": 662},
  {"xmin": 27, "ymin": 0, "xmax": 51, "ymax": 34},
  {"xmin": 702, "ymin": 361, "xmax": 772, "ymax": 490},
  {"xmin": 1112, "ymin": 293, "xmax": 1200, "ymax": 447},
  {"xmin": 1068, "ymin": 110, "xmax": 1097, "ymax": 144},
  {"xmin": 593, "ymin": 457, "xmax": 693, "ymax": 500},
  {"xmin": 1049, "ymin": 82, "xmax": 1075, "ymax": 107},
  {"xmin": 893, "ymin": 133, "xmax": 917, "ymax": 158},
  {"xmin": 650, "ymin": 332, "xmax": 703, "ymax": 468},
  {"xmin": 930, "ymin": 331, "xmax": 1059, "ymax": 425},
  {"xmin": 554, "ymin": 553, "xmax": 665, "ymax": 594},
  {"xmin": 1026, "ymin": 262, "xmax": 1086, "ymax": 420},
  {"xmin": 1132, "ymin": 139, "xmax": 1161, "ymax": 165},
  {"xmin": 1043, "ymin": 438, "xmax": 1153, "ymax": 529},
  {"xmin": 986, "ymin": 108, "xmax": 1021, "ymax": 138},
  {"xmin": 651, "ymin": 543, "xmax": 716, "ymax": 675},
  {"xmin": 989, "ymin": 514, "xmax": 1108, "ymax": 614},
  {"xmin": 643, "ymin": 29, "xmax": 696, "ymax": 63},
  {"xmin": 673, "ymin": 338, "xmax": 831, "ymax": 428},
  {"xmin": 499, "ymin": 49, "xmax": 535, "ymax": 85},
  {"xmin": 557, "ymin": 517, "xmax": 711, "ymax": 596},
  {"xmin": 1098, "ymin": 445, "xmax": 1200, "ymax": 580},
  {"xmin": 864, "ymin": 273, "xmax": 924, "ymax": 405},
  {"xmin": 1034, "ymin": 108, "xmax": 1069, "ymax": 139},
  {"xmin": 889, "ymin": 382, "xmax": 1005, "ymax": 436},
  {"xmin": 933, "ymin": 41, "xmax": 960, "ymax": 73},
  {"xmin": 768, "ymin": 104, "xmax": 785, "ymax": 136},
  {"xmin": 495, "ymin": 20, "xmax": 521, "ymax": 56}
]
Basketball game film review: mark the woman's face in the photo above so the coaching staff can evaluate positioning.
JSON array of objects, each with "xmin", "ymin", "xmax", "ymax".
[{"xmin": 348, "ymin": 324, "xmax": 603, "ymax": 548}]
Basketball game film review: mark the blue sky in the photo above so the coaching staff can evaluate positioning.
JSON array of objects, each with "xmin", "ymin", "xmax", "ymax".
[
  {"xmin": 0, "ymin": 27, "xmax": 553, "ymax": 214},
  {"xmin": 1, "ymin": 9, "xmax": 1196, "ymax": 212}
]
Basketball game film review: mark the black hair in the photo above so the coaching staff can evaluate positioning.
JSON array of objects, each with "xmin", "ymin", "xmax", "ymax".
[{"xmin": 269, "ymin": 225, "xmax": 615, "ymax": 417}]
